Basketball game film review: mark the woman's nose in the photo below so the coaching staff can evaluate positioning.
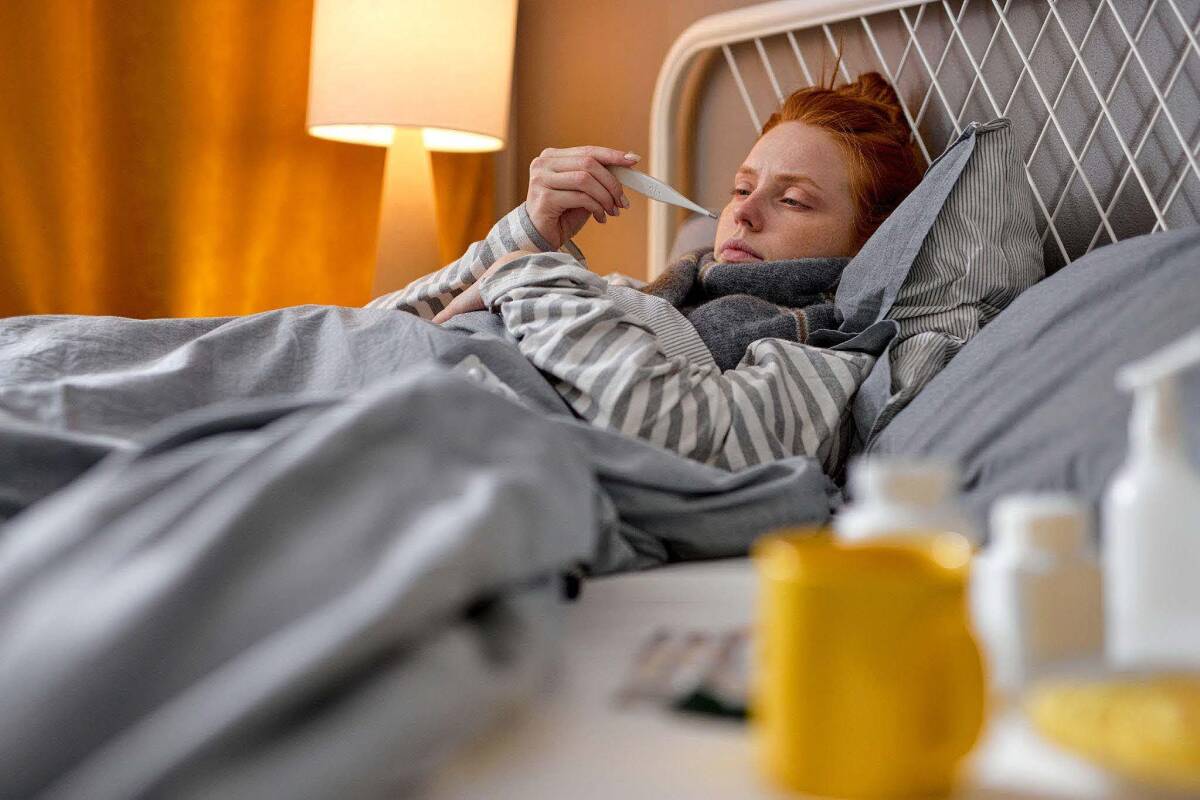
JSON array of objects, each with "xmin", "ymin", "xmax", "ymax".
[{"xmin": 733, "ymin": 191, "xmax": 764, "ymax": 232}]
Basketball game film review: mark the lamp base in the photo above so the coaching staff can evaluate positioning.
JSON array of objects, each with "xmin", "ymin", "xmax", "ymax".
[{"xmin": 373, "ymin": 129, "xmax": 441, "ymax": 297}]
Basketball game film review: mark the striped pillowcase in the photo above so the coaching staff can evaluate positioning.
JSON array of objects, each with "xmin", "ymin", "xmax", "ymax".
[{"xmin": 870, "ymin": 118, "xmax": 1045, "ymax": 440}]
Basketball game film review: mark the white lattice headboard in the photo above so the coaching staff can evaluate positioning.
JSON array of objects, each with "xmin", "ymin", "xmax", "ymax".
[{"xmin": 647, "ymin": 0, "xmax": 1200, "ymax": 277}]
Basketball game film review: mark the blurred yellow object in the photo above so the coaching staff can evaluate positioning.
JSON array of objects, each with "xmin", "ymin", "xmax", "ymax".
[
  {"xmin": 1027, "ymin": 674, "xmax": 1200, "ymax": 792},
  {"xmin": 753, "ymin": 529, "xmax": 985, "ymax": 798}
]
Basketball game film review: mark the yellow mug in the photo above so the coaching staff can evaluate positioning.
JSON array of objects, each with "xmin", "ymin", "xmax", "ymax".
[{"xmin": 753, "ymin": 529, "xmax": 985, "ymax": 799}]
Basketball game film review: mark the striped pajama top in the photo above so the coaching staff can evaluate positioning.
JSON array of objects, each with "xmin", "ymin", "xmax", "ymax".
[{"xmin": 365, "ymin": 205, "xmax": 876, "ymax": 472}]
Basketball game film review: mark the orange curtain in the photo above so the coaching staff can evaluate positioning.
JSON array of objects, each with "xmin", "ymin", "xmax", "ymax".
[{"xmin": 0, "ymin": 0, "xmax": 493, "ymax": 319}]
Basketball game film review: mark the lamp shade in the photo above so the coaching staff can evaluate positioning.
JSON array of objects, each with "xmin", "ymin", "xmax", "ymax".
[{"xmin": 307, "ymin": 0, "xmax": 517, "ymax": 152}]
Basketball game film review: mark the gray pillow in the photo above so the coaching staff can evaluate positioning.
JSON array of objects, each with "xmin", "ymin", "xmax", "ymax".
[
  {"xmin": 667, "ymin": 214, "xmax": 719, "ymax": 264},
  {"xmin": 869, "ymin": 227, "xmax": 1200, "ymax": 538},
  {"xmin": 831, "ymin": 118, "xmax": 1044, "ymax": 447},
  {"xmin": 882, "ymin": 120, "xmax": 1043, "ymax": 428}
]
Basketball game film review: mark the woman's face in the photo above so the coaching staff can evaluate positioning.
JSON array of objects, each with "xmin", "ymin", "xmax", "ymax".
[{"xmin": 714, "ymin": 121, "xmax": 859, "ymax": 263}]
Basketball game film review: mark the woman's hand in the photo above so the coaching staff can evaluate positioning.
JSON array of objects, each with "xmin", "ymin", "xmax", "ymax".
[
  {"xmin": 431, "ymin": 249, "xmax": 538, "ymax": 324},
  {"xmin": 526, "ymin": 146, "xmax": 639, "ymax": 250}
]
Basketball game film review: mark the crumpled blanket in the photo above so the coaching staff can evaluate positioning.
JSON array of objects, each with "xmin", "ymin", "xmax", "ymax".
[{"xmin": 0, "ymin": 306, "xmax": 836, "ymax": 799}]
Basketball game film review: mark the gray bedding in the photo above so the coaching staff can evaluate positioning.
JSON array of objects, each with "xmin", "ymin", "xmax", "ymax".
[
  {"xmin": 0, "ymin": 306, "xmax": 834, "ymax": 799},
  {"xmin": 871, "ymin": 227, "xmax": 1200, "ymax": 535},
  {"xmin": 5, "ymin": 223, "xmax": 1196, "ymax": 797}
]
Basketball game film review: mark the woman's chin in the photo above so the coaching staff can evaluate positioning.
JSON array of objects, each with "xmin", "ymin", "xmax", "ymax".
[{"xmin": 718, "ymin": 247, "xmax": 763, "ymax": 263}]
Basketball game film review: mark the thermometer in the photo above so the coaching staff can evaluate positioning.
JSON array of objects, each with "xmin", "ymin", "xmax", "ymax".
[{"xmin": 608, "ymin": 166, "xmax": 718, "ymax": 219}]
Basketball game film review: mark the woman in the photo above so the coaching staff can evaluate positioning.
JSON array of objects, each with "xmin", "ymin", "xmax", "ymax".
[{"xmin": 368, "ymin": 73, "xmax": 924, "ymax": 472}]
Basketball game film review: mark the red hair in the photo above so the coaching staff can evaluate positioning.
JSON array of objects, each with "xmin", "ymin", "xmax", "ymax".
[{"xmin": 760, "ymin": 72, "xmax": 924, "ymax": 245}]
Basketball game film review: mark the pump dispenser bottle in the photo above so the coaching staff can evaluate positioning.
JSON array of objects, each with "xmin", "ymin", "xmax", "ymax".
[{"xmin": 1104, "ymin": 329, "xmax": 1200, "ymax": 668}]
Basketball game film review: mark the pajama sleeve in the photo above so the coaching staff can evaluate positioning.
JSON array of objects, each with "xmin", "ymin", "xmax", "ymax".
[
  {"xmin": 478, "ymin": 251, "xmax": 875, "ymax": 472},
  {"xmin": 364, "ymin": 203, "xmax": 560, "ymax": 319}
]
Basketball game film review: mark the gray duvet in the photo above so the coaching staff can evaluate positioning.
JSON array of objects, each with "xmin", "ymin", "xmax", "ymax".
[
  {"xmin": 871, "ymin": 227, "xmax": 1200, "ymax": 533},
  {"xmin": 0, "ymin": 306, "xmax": 834, "ymax": 799}
]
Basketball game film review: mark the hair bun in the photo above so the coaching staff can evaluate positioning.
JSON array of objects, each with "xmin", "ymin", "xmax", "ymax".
[{"xmin": 841, "ymin": 72, "xmax": 903, "ymax": 117}]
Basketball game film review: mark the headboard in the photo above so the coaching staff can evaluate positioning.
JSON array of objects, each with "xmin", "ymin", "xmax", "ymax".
[{"xmin": 647, "ymin": 0, "xmax": 1200, "ymax": 277}]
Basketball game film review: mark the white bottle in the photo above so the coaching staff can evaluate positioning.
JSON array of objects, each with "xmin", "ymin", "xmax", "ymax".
[
  {"xmin": 1104, "ymin": 329, "xmax": 1200, "ymax": 669},
  {"xmin": 835, "ymin": 458, "xmax": 979, "ymax": 544},
  {"xmin": 971, "ymin": 493, "xmax": 1103, "ymax": 693}
]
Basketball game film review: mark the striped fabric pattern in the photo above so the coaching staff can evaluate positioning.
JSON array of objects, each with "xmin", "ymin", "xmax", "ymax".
[
  {"xmin": 479, "ymin": 253, "xmax": 875, "ymax": 472},
  {"xmin": 364, "ymin": 202, "xmax": 876, "ymax": 473},
  {"xmin": 873, "ymin": 119, "xmax": 1043, "ymax": 437},
  {"xmin": 364, "ymin": 204, "xmax": 556, "ymax": 318},
  {"xmin": 606, "ymin": 285, "xmax": 717, "ymax": 367}
]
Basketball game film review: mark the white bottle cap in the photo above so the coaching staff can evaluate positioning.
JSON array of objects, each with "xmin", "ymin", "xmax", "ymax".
[
  {"xmin": 990, "ymin": 492, "xmax": 1090, "ymax": 557},
  {"xmin": 849, "ymin": 458, "xmax": 956, "ymax": 508},
  {"xmin": 1118, "ymin": 329, "xmax": 1200, "ymax": 457}
]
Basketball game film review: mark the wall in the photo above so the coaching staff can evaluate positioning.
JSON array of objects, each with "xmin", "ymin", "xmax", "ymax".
[{"xmin": 508, "ymin": 0, "xmax": 750, "ymax": 280}]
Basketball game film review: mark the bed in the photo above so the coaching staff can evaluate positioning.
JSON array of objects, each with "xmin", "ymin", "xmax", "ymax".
[
  {"xmin": 429, "ymin": 0, "xmax": 1200, "ymax": 796},
  {"xmin": 1, "ymin": 0, "xmax": 1198, "ymax": 798},
  {"xmin": 645, "ymin": 0, "xmax": 1200, "ymax": 526}
]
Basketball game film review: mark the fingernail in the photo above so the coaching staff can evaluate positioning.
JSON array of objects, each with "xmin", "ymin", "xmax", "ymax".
[
  {"xmin": 612, "ymin": 206, "xmax": 620, "ymax": 217},
  {"xmin": 624, "ymin": 152, "xmax": 640, "ymax": 162},
  {"xmin": 620, "ymin": 193, "xmax": 630, "ymax": 208}
]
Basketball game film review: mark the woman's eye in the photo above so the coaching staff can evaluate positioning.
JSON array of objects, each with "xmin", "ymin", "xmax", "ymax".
[
  {"xmin": 730, "ymin": 187, "xmax": 751, "ymax": 197},
  {"xmin": 782, "ymin": 197, "xmax": 811, "ymax": 209}
]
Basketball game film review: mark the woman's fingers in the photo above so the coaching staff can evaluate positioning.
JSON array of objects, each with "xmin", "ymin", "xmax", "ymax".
[
  {"xmin": 432, "ymin": 285, "xmax": 484, "ymax": 324},
  {"xmin": 525, "ymin": 146, "xmax": 639, "ymax": 249},
  {"xmin": 529, "ymin": 166, "xmax": 609, "ymax": 224},
  {"xmin": 534, "ymin": 181, "xmax": 608, "ymax": 225},
  {"xmin": 543, "ymin": 171, "xmax": 621, "ymax": 219},
  {"xmin": 541, "ymin": 146, "xmax": 640, "ymax": 167},
  {"xmin": 432, "ymin": 251, "xmax": 536, "ymax": 324},
  {"xmin": 536, "ymin": 151, "xmax": 635, "ymax": 213},
  {"xmin": 544, "ymin": 156, "xmax": 629, "ymax": 212}
]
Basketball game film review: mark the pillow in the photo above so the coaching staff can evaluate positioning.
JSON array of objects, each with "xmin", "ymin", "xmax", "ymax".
[
  {"xmin": 868, "ymin": 226, "xmax": 1200, "ymax": 537},
  {"xmin": 829, "ymin": 118, "xmax": 1044, "ymax": 448},
  {"xmin": 667, "ymin": 214, "xmax": 718, "ymax": 264}
]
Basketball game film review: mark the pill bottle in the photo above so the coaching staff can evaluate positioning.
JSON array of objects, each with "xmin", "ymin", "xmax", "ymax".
[{"xmin": 972, "ymin": 492, "xmax": 1103, "ymax": 692}]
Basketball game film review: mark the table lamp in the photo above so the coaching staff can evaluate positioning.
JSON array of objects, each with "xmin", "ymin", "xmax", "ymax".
[{"xmin": 306, "ymin": 0, "xmax": 518, "ymax": 296}]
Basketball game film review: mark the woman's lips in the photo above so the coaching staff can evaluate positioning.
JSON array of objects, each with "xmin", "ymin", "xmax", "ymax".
[{"xmin": 719, "ymin": 239, "xmax": 763, "ymax": 262}]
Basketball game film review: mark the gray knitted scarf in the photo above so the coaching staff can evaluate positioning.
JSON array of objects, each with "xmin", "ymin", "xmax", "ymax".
[{"xmin": 640, "ymin": 247, "xmax": 847, "ymax": 370}]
